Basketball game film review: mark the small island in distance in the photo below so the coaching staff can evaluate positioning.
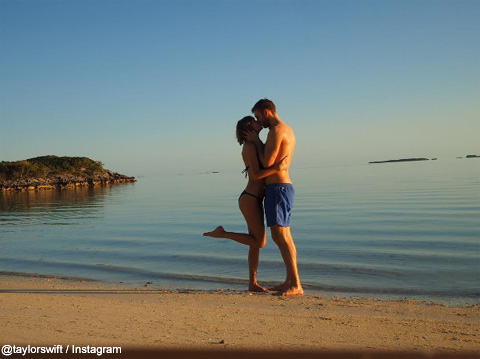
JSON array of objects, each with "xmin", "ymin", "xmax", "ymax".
[
  {"xmin": 369, "ymin": 158, "xmax": 429, "ymax": 164},
  {"xmin": 0, "ymin": 156, "xmax": 136, "ymax": 192},
  {"xmin": 369, "ymin": 155, "xmax": 479, "ymax": 164}
]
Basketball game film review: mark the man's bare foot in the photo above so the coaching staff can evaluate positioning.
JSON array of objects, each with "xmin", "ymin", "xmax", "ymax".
[
  {"xmin": 203, "ymin": 226, "xmax": 225, "ymax": 238},
  {"xmin": 275, "ymin": 285, "xmax": 304, "ymax": 297},
  {"xmin": 248, "ymin": 283, "xmax": 270, "ymax": 293}
]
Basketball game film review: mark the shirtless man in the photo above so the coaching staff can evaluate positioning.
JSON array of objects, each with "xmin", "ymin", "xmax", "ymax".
[{"xmin": 247, "ymin": 99, "xmax": 303, "ymax": 296}]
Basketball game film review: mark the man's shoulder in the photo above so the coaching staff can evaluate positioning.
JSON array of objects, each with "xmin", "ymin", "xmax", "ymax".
[
  {"xmin": 269, "ymin": 123, "xmax": 294, "ymax": 146},
  {"xmin": 271, "ymin": 122, "xmax": 293, "ymax": 136}
]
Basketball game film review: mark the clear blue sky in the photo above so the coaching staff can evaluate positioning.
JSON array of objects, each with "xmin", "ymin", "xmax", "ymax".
[{"xmin": 1, "ymin": 0, "xmax": 479, "ymax": 175}]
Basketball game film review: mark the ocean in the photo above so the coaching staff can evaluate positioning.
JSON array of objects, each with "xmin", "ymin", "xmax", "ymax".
[{"xmin": 1, "ymin": 159, "xmax": 479, "ymax": 305}]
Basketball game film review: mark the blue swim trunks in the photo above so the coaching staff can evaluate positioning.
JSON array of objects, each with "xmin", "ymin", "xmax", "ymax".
[{"xmin": 265, "ymin": 183, "xmax": 295, "ymax": 227}]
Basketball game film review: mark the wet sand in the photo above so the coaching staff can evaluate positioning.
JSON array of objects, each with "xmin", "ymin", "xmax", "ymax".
[{"xmin": 0, "ymin": 275, "xmax": 478, "ymax": 358}]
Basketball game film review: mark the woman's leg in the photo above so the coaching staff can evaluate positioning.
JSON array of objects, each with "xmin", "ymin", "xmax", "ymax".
[
  {"xmin": 238, "ymin": 196, "xmax": 268, "ymax": 292},
  {"xmin": 202, "ymin": 226, "xmax": 256, "ymax": 246},
  {"xmin": 203, "ymin": 195, "xmax": 268, "ymax": 292},
  {"xmin": 203, "ymin": 196, "xmax": 266, "ymax": 248}
]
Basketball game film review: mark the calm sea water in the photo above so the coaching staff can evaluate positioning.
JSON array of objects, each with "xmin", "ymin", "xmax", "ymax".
[{"xmin": 1, "ymin": 159, "xmax": 479, "ymax": 305}]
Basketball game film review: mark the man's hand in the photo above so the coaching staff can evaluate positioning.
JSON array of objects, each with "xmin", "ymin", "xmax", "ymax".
[{"xmin": 244, "ymin": 129, "xmax": 261, "ymax": 144}]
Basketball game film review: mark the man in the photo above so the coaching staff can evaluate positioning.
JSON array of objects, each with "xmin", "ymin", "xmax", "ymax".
[{"xmin": 247, "ymin": 99, "xmax": 303, "ymax": 296}]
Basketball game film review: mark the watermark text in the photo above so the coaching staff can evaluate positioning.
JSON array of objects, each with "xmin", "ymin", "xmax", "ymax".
[{"xmin": 2, "ymin": 344, "xmax": 121, "ymax": 356}]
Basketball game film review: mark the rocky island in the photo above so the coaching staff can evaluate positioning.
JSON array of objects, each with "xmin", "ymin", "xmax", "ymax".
[{"xmin": 0, "ymin": 156, "xmax": 136, "ymax": 192}]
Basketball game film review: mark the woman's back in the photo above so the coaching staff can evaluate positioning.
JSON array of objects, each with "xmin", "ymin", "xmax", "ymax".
[{"xmin": 241, "ymin": 142, "xmax": 266, "ymax": 199}]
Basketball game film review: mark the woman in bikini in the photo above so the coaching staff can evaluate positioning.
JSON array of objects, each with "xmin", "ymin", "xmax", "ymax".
[{"xmin": 203, "ymin": 116, "xmax": 286, "ymax": 292}]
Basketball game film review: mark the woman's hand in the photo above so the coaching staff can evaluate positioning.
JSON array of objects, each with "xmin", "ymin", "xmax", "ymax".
[{"xmin": 276, "ymin": 156, "xmax": 288, "ymax": 171}]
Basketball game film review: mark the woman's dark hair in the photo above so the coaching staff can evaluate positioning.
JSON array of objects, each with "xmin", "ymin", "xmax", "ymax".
[{"xmin": 236, "ymin": 116, "xmax": 255, "ymax": 145}]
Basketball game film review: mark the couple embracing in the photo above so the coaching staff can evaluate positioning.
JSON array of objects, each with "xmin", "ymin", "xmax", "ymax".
[{"xmin": 204, "ymin": 99, "xmax": 303, "ymax": 296}]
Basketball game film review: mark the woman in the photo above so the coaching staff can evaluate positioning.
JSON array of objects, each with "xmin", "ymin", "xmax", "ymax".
[{"xmin": 203, "ymin": 116, "xmax": 286, "ymax": 292}]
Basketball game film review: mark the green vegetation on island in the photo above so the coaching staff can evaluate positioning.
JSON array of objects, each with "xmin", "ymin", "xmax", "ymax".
[
  {"xmin": 0, "ymin": 156, "xmax": 136, "ymax": 192},
  {"xmin": 0, "ymin": 156, "xmax": 104, "ymax": 181}
]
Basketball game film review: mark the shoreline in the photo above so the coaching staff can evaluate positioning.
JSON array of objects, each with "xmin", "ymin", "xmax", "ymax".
[
  {"xmin": 0, "ymin": 270, "xmax": 477, "ymax": 307},
  {"xmin": 1, "ymin": 274, "xmax": 478, "ymax": 355}
]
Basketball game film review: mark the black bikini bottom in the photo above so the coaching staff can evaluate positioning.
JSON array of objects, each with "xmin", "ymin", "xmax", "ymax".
[{"xmin": 238, "ymin": 190, "xmax": 264, "ymax": 202}]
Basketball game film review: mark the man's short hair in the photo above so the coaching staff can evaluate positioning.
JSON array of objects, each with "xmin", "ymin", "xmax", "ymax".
[{"xmin": 251, "ymin": 98, "xmax": 276, "ymax": 114}]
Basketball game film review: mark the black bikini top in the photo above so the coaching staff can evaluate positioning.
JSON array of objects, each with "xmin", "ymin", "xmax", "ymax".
[{"xmin": 241, "ymin": 166, "xmax": 250, "ymax": 178}]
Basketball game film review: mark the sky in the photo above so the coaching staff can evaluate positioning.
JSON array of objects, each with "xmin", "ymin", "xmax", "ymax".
[{"xmin": 0, "ymin": 0, "xmax": 479, "ymax": 176}]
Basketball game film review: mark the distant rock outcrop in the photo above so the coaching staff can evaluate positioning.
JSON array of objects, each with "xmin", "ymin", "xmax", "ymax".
[
  {"xmin": 369, "ymin": 158, "xmax": 430, "ymax": 164},
  {"xmin": 0, "ymin": 156, "xmax": 136, "ymax": 192}
]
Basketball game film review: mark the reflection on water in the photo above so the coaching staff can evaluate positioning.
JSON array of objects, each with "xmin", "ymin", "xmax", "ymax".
[
  {"xmin": 0, "ymin": 186, "xmax": 109, "ymax": 212},
  {"xmin": 0, "ymin": 186, "xmax": 112, "ymax": 227}
]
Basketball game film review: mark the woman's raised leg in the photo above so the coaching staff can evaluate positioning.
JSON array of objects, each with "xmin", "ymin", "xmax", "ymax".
[
  {"xmin": 203, "ymin": 195, "xmax": 268, "ymax": 292},
  {"xmin": 203, "ymin": 196, "xmax": 266, "ymax": 248}
]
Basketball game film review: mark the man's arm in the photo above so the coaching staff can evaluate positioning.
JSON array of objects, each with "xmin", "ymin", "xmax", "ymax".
[
  {"xmin": 244, "ymin": 143, "xmax": 287, "ymax": 180},
  {"xmin": 256, "ymin": 128, "xmax": 282, "ymax": 168}
]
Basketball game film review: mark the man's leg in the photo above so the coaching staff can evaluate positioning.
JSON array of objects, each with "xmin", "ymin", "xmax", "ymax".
[{"xmin": 270, "ymin": 225, "xmax": 303, "ymax": 296}]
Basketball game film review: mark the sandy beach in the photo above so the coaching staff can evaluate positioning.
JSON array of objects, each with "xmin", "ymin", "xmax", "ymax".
[{"xmin": 0, "ymin": 274, "xmax": 478, "ymax": 358}]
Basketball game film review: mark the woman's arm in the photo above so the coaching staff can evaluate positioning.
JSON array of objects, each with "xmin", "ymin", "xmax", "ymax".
[
  {"xmin": 245, "ymin": 129, "xmax": 282, "ymax": 168},
  {"xmin": 243, "ymin": 142, "xmax": 287, "ymax": 180}
]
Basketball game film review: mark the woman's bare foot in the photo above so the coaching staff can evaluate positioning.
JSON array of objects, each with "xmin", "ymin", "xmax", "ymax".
[
  {"xmin": 275, "ymin": 285, "xmax": 304, "ymax": 297},
  {"xmin": 248, "ymin": 283, "xmax": 270, "ymax": 293},
  {"xmin": 203, "ymin": 226, "xmax": 226, "ymax": 238}
]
